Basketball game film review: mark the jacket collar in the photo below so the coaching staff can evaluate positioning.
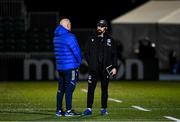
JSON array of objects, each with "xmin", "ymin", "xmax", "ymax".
[{"xmin": 54, "ymin": 25, "xmax": 69, "ymax": 36}]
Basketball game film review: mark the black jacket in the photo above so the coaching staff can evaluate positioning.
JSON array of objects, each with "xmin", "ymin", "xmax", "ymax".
[{"xmin": 85, "ymin": 33, "xmax": 118, "ymax": 72}]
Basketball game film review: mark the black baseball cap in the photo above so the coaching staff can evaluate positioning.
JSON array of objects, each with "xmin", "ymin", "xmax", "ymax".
[{"xmin": 97, "ymin": 19, "xmax": 108, "ymax": 27}]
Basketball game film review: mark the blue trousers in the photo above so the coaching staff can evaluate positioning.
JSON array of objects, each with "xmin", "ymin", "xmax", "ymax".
[{"xmin": 56, "ymin": 69, "xmax": 78, "ymax": 111}]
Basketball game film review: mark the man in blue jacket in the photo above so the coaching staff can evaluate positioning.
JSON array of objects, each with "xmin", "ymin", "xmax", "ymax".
[{"xmin": 53, "ymin": 18, "xmax": 82, "ymax": 117}]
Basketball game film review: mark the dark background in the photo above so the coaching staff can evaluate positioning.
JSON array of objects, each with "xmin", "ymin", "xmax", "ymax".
[
  {"xmin": 24, "ymin": 0, "xmax": 149, "ymax": 28},
  {"xmin": 0, "ymin": 0, "xmax": 165, "ymax": 80}
]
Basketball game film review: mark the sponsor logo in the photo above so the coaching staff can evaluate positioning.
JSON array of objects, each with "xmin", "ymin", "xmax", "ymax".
[
  {"xmin": 107, "ymin": 39, "xmax": 111, "ymax": 46},
  {"xmin": 23, "ymin": 59, "xmax": 144, "ymax": 80}
]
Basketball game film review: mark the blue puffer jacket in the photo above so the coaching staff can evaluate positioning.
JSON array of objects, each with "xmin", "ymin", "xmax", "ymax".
[{"xmin": 53, "ymin": 25, "xmax": 82, "ymax": 71}]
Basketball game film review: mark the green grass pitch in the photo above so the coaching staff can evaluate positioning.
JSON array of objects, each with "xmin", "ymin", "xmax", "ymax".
[{"xmin": 0, "ymin": 81, "xmax": 180, "ymax": 121}]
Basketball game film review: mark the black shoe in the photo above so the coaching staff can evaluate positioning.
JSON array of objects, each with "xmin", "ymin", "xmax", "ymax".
[{"xmin": 65, "ymin": 109, "xmax": 81, "ymax": 116}]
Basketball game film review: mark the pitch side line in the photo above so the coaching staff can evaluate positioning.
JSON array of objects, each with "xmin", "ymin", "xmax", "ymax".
[
  {"xmin": 131, "ymin": 105, "xmax": 151, "ymax": 112},
  {"xmin": 81, "ymin": 89, "xmax": 123, "ymax": 103},
  {"xmin": 81, "ymin": 89, "xmax": 88, "ymax": 93},
  {"xmin": 108, "ymin": 98, "xmax": 122, "ymax": 103},
  {"xmin": 164, "ymin": 116, "xmax": 180, "ymax": 122}
]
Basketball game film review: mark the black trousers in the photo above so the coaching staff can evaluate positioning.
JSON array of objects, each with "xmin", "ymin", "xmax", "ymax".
[{"xmin": 87, "ymin": 64, "xmax": 109, "ymax": 108}]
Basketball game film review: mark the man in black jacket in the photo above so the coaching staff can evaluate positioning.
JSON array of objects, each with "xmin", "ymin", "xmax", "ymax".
[{"xmin": 82, "ymin": 20, "xmax": 118, "ymax": 116}]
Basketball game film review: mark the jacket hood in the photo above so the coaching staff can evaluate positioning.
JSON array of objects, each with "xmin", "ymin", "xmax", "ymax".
[{"xmin": 54, "ymin": 25, "xmax": 69, "ymax": 36}]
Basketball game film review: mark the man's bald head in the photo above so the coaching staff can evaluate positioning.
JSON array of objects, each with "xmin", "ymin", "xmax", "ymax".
[{"xmin": 60, "ymin": 18, "xmax": 71, "ymax": 31}]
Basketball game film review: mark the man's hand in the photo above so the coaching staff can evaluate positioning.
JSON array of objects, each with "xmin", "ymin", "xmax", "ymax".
[{"xmin": 110, "ymin": 68, "xmax": 117, "ymax": 76}]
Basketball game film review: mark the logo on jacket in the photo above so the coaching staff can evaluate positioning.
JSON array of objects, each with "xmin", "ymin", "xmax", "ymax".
[
  {"xmin": 88, "ymin": 75, "xmax": 92, "ymax": 83},
  {"xmin": 91, "ymin": 38, "xmax": 94, "ymax": 42},
  {"xmin": 107, "ymin": 39, "xmax": 111, "ymax": 46}
]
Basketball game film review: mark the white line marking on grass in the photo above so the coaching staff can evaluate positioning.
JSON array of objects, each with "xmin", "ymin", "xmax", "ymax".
[
  {"xmin": 108, "ymin": 98, "xmax": 122, "ymax": 103},
  {"xmin": 81, "ymin": 89, "xmax": 88, "ymax": 93},
  {"xmin": 164, "ymin": 116, "xmax": 180, "ymax": 122},
  {"xmin": 131, "ymin": 105, "xmax": 151, "ymax": 112}
]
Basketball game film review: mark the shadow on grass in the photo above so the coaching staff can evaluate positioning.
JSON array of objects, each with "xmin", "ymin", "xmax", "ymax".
[
  {"xmin": 0, "ymin": 110, "xmax": 54, "ymax": 121},
  {"xmin": 0, "ymin": 110, "xmax": 105, "ymax": 121},
  {"xmin": 0, "ymin": 110, "xmax": 52, "ymax": 116},
  {"xmin": 35, "ymin": 114, "xmax": 102, "ymax": 121},
  {"xmin": 32, "ymin": 109, "xmax": 102, "ymax": 121}
]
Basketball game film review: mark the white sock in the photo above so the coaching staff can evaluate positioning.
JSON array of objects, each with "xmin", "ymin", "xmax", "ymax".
[
  {"xmin": 67, "ymin": 110, "xmax": 71, "ymax": 113},
  {"xmin": 87, "ymin": 108, "xmax": 92, "ymax": 111}
]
